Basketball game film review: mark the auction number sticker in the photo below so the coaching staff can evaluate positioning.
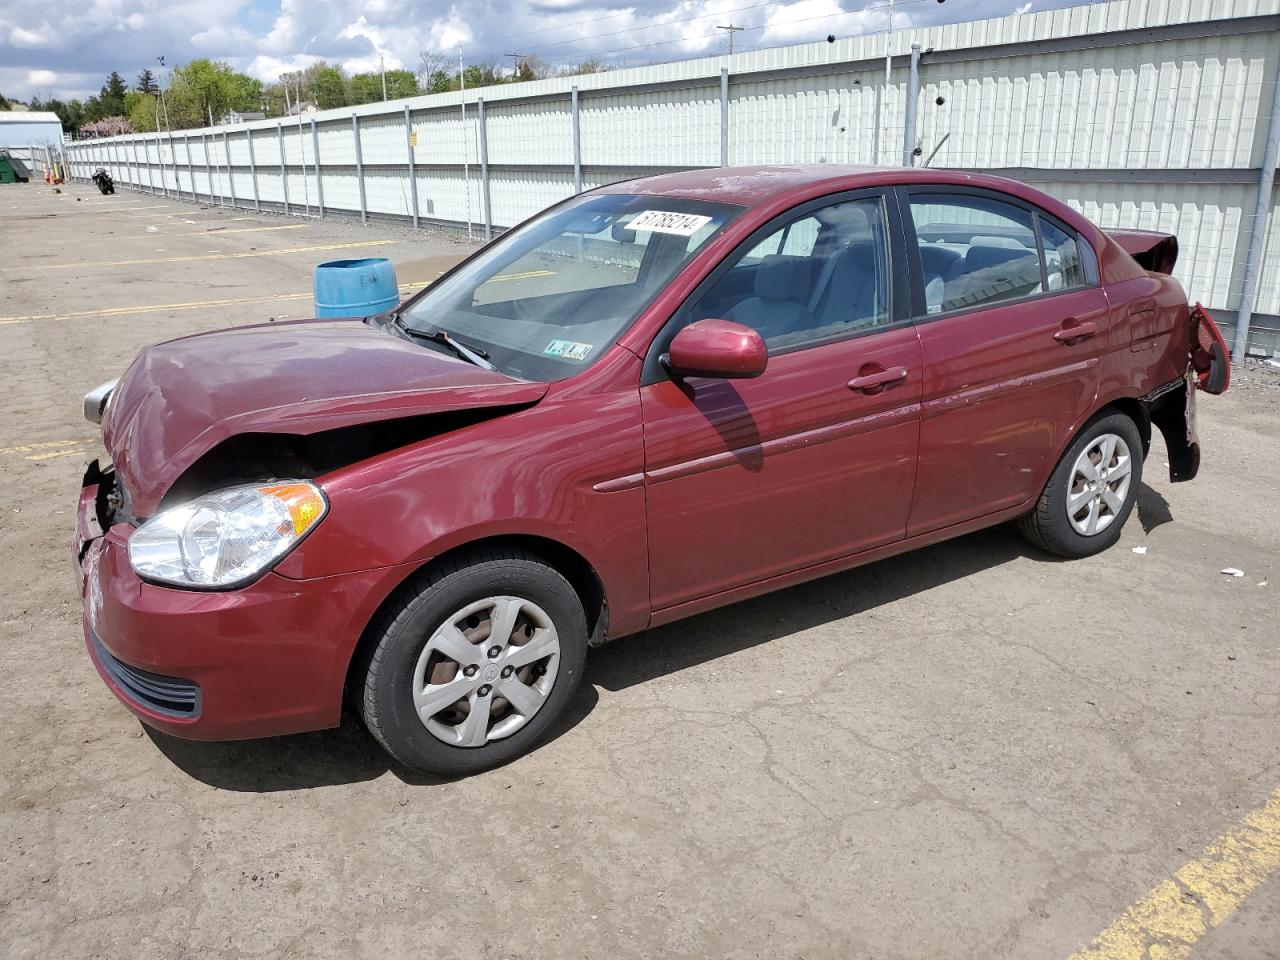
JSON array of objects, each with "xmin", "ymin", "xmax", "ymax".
[
  {"xmin": 544, "ymin": 339, "xmax": 594, "ymax": 361},
  {"xmin": 625, "ymin": 210, "xmax": 713, "ymax": 237}
]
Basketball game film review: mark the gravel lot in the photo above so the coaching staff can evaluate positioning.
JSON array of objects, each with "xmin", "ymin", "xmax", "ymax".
[{"xmin": 2, "ymin": 182, "xmax": 1278, "ymax": 959}]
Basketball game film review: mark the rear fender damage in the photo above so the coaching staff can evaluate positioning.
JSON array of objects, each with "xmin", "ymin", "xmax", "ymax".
[{"xmin": 1144, "ymin": 375, "xmax": 1199, "ymax": 483}]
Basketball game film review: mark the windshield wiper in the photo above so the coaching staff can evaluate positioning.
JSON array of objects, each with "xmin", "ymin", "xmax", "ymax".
[{"xmin": 390, "ymin": 314, "xmax": 496, "ymax": 371}]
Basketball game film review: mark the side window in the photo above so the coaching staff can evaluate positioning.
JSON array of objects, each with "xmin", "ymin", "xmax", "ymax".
[
  {"xmin": 682, "ymin": 197, "xmax": 891, "ymax": 351},
  {"xmin": 910, "ymin": 195, "xmax": 1043, "ymax": 314},
  {"xmin": 1039, "ymin": 218, "xmax": 1086, "ymax": 290}
]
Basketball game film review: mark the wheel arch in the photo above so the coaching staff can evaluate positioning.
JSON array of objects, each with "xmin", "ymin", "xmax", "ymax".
[
  {"xmin": 1096, "ymin": 395, "xmax": 1152, "ymax": 456},
  {"xmin": 342, "ymin": 533, "xmax": 610, "ymax": 707},
  {"xmin": 1026, "ymin": 392, "xmax": 1152, "ymax": 513}
]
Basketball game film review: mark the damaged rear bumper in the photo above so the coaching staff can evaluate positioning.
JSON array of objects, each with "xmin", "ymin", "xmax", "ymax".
[{"xmin": 1143, "ymin": 373, "xmax": 1199, "ymax": 483}]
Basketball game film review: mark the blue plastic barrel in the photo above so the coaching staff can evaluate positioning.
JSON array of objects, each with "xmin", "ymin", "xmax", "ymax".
[{"xmin": 313, "ymin": 258, "xmax": 399, "ymax": 318}]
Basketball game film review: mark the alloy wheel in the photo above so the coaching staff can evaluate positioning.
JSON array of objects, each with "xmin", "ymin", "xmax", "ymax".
[
  {"xmin": 411, "ymin": 596, "xmax": 561, "ymax": 747},
  {"xmin": 1066, "ymin": 432, "xmax": 1133, "ymax": 536}
]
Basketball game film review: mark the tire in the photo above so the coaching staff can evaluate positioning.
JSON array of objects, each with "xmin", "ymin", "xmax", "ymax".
[
  {"xmin": 1017, "ymin": 411, "xmax": 1144, "ymax": 558},
  {"xmin": 360, "ymin": 548, "xmax": 588, "ymax": 777}
]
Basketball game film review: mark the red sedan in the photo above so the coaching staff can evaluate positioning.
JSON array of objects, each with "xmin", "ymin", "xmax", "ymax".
[{"xmin": 75, "ymin": 166, "xmax": 1230, "ymax": 775}]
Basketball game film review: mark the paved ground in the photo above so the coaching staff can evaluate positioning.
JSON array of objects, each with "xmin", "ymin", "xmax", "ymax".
[{"xmin": 2, "ymin": 181, "xmax": 1278, "ymax": 960}]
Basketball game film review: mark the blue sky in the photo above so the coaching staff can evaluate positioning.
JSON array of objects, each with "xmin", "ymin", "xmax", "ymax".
[{"xmin": 1, "ymin": 0, "xmax": 1087, "ymax": 103}]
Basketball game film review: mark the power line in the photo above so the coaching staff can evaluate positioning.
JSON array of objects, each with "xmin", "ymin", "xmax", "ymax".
[
  {"xmin": 526, "ymin": 0, "xmax": 937, "ymax": 68},
  {"xmin": 478, "ymin": 0, "xmax": 937, "ymax": 66},
  {"xmin": 471, "ymin": 0, "xmax": 921, "ymax": 60},
  {"xmin": 717, "ymin": 23, "xmax": 746, "ymax": 55}
]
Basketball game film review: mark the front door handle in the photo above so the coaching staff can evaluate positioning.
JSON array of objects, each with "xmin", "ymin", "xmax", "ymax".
[
  {"xmin": 847, "ymin": 365, "xmax": 909, "ymax": 393},
  {"xmin": 1053, "ymin": 319, "xmax": 1098, "ymax": 343}
]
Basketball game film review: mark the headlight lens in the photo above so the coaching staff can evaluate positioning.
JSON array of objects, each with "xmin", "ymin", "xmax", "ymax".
[{"xmin": 129, "ymin": 481, "xmax": 327, "ymax": 588}]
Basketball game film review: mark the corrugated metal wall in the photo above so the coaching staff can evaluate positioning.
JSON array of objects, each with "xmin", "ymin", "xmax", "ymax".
[{"xmin": 65, "ymin": 0, "xmax": 1280, "ymax": 350}]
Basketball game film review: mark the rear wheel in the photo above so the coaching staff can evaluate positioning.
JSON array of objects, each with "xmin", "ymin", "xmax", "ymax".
[
  {"xmin": 361, "ymin": 549, "xmax": 587, "ymax": 776},
  {"xmin": 1018, "ymin": 412, "xmax": 1144, "ymax": 558}
]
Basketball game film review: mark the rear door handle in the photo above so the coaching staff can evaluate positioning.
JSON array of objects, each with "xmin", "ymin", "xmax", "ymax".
[
  {"xmin": 847, "ymin": 366, "xmax": 909, "ymax": 392},
  {"xmin": 1053, "ymin": 320, "xmax": 1098, "ymax": 343}
]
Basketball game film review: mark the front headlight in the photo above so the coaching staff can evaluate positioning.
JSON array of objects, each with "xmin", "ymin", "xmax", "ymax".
[{"xmin": 129, "ymin": 481, "xmax": 328, "ymax": 589}]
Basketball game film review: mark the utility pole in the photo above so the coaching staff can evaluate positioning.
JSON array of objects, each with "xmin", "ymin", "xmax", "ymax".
[
  {"xmin": 295, "ymin": 74, "xmax": 310, "ymax": 215},
  {"xmin": 877, "ymin": 0, "xmax": 896, "ymax": 165},
  {"xmin": 156, "ymin": 54, "xmax": 171, "ymax": 131},
  {"xmin": 505, "ymin": 52, "xmax": 527, "ymax": 77},
  {"xmin": 717, "ymin": 24, "xmax": 744, "ymax": 55},
  {"xmin": 459, "ymin": 48, "xmax": 472, "ymax": 239},
  {"xmin": 380, "ymin": 54, "xmax": 388, "ymax": 101}
]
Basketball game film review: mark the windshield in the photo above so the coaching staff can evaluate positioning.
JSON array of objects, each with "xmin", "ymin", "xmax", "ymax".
[{"xmin": 397, "ymin": 193, "xmax": 742, "ymax": 381}]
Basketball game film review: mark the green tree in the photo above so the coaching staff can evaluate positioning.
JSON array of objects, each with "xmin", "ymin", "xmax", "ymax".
[
  {"xmin": 136, "ymin": 68, "xmax": 158, "ymax": 95},
  {"xmin": 423, "ymin": 70, "xmax": 455, "ymax": 94},
  {"xmin": 0, "ymin": 91, "xmax": 11, "ymax": 110},
  {"xmin": 81, "ymin": 71, "xmax": 129, "ymax": 123},
  {"xmin": 349, "ymin": 68, "xmax": 418, "ymax": 104},
  {"xmin": 125, "ymin": 91, "xmax": 160, "ymax": 132},
  {"xmin": 165, "ymin": 59, "xmax": 262, "ymax": 128},
  {"xmin": 311, "ymin": 65, "xmax": 347, "ymax": 109},
  {"xmin": 462, "ymin": 64, "xmax": 501, "ymax": 90},
  {"xmin": 101, "ymin": 71, "xmax": 128, "ymax": 115},
  {"xmin": 30, "ymin": 96, "xmax": 85, "ymax": 132}
]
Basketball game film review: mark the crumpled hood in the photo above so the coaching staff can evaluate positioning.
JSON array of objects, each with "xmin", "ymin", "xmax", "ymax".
[{"xmin": 103, "ymin": 318, "xmax": 547, "ymax": 516}]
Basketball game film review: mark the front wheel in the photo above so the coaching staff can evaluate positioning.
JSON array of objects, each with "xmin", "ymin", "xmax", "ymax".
[
  {"xmin": 360, "ymin": 549, "xmax": 588, "ymax": 776},
  {"xmin": 1018, "ymin": 412, "xmax": 1144, "ymax": 558}
]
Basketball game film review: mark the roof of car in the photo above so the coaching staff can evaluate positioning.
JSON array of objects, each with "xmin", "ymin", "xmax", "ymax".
[{"xmin": 597, "ymin": 164, "xmax": 1036, "ymax": 207}]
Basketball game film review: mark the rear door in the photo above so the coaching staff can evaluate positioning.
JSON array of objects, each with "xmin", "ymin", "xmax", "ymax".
[
  {"xmin": 639, "ymin": 190, "xmax": 922, "ymax": 611},
  {"xmin": 901, "ymin": 187, "xmax": 1110, "ymax": 536}
]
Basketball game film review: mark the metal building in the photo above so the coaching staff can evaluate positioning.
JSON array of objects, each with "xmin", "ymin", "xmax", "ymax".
[
  {"xmin": 0, "ymin": 111, "xmax": 64, "ymax": 150},
  {"xmin": 64, "ymin": 0, "xmax": 1280, "ymax": 356}
]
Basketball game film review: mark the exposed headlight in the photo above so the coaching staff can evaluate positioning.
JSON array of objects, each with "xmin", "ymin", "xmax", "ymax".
[{"xmin": 129, "ymin": 481, "xmax": 328, "ymax": 588}]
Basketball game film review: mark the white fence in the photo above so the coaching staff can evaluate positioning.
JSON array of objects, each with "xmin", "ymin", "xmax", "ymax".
[{"xmin": 65, "ymin": 0, "xmax": 1280, "ymax": 355}]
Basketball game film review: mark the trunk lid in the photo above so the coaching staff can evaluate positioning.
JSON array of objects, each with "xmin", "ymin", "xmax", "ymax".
[{"xmin": 1108, "ymin": 229, "xmax": 1179, "ymax": 275}]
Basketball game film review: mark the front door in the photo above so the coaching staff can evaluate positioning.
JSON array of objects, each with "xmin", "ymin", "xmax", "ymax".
[{"xmin": 640, "ymin": 192, "xmax": 923, "ymax": 612}]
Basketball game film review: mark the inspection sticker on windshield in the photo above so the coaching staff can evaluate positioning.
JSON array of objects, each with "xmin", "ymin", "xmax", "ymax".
[
  {"xmin": 625, "ymin": 210, "xmax": 713, "ymax": 237},
  {"xmin": 544, "ymin": 339, "xmax": 594, "ymax": 361}
]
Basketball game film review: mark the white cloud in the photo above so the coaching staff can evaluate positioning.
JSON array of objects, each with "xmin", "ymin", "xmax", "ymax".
[
  {"xmin": 1014, "ymin": 2, "xmax": 1033, "ymax": 13},
  {"xmin": 27, "ymin": 68, "xmax": 59, "ymax": 85},
  {"xmin": 339, "ymin": 15, "xmax": 403, "ymax": 72},
  {"xmin": 11, "ymin": 24, "xmax": 54, "ymax": 47},
  {"xmin": 191, "ymin": 24, "xmax": 255, "ymax": 52},
  {"xmin": 426, "ymin": 6, "xmax": 473, "ymax": 52},
  {"xmin": 0, "ymin": 0, "xmax": 1088, "ymax": 101},
  {"xmin": 246, "ymin": 53, "xmax": 324, "ymax": 81}
]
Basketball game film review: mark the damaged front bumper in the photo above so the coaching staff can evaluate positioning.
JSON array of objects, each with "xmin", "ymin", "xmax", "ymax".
[{"xmin": 74, "ymin": 460, "xmax": 415, "ymax": 741}]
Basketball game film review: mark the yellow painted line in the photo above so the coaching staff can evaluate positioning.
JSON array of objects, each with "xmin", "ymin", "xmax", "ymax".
[
  {"xmin": 26, "ymin": 448, "xmax": 86, "ymax": 462},
  {"xmin": 1068, "ymin": 785, "xmax": 1280, "ymax": 960},
  {"xmin": 0, "ymin": 265, "xmax": 545, "ymax": 327},
  {"xmin": 194, "ymin": 224, "xmax": 306, "ymax": 235},
  {"xmin": 0, "ymin": 270, "xmax": 548, "ymax": 326},
  {"xmin": 490, "ymin": 269, "xmax": 554, "ymax": 282},
  {"xmin": 79, "ymin": 204, "xmax": 175, "ymax": 213},
  {"xmin": 0, "ymin": 281, "xmax": 433, "ymax": 325},
  {"xmin": 2, "ymin": 239, "xmax": 398, "ymax": 273},
  {"xmin": 105, "ymin": 222, "xmax": 306, "ymax": 234},
  {"xmin": 117, "ymin": 213, "xmax": 252, "ymax": 220},
  {"xmin": 0, "ymin": 439, "xmax": 84, "ymax": 456}
]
